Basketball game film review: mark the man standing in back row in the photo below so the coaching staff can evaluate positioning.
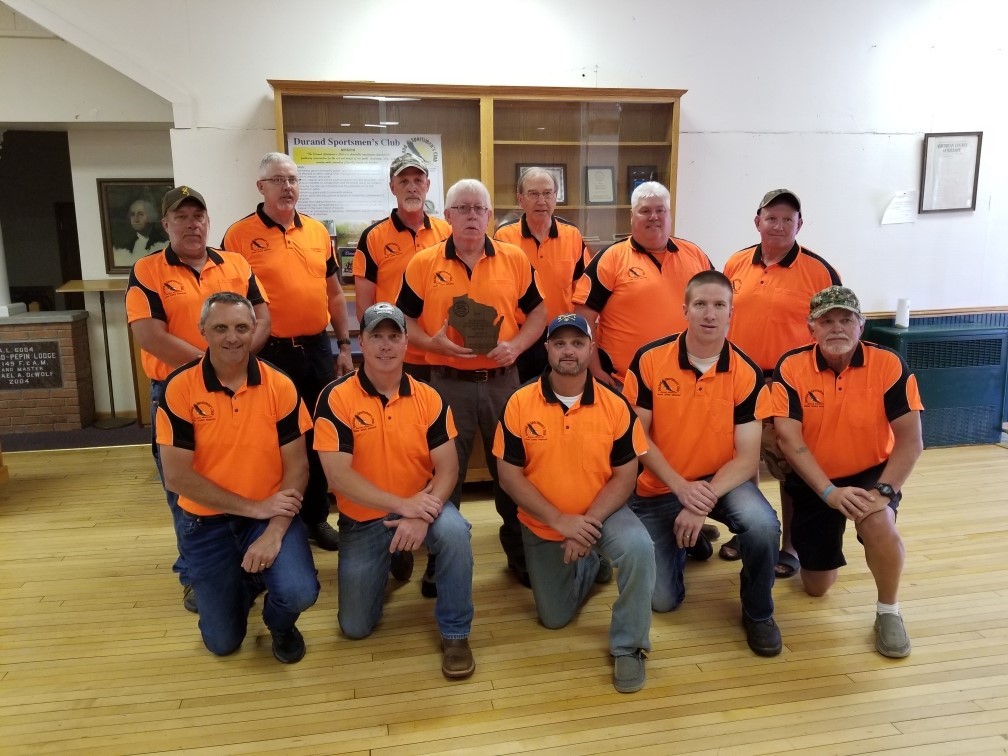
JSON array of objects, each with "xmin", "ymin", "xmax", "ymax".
[
  {"xmin": 397, "ymin": 178, "xmax": 547, "ymax": 593},
  {"xmin": 573, "ymin": 181, "xmax": 713, "ymax": 391},
  {"xmin": 354, "ymin": 153, "xmax": 451, "ymax": 382},
  {"xmin": 719, "ymin": 189, "xmax": 841, "ymax": 578},
  {"xmin": 494, "ymin": 167, "xmax": 590, "ymax": 382},
  {"xmin": 223, "ymin": 152, "xmax": 354, "ymax": 552},
  {"xmin": 127, "ymin": 185, "xmax": 270, "ymax": 613}
]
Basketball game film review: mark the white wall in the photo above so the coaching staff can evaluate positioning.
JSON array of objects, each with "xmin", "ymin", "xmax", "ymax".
[
  {"xmin": 67, "ymin": 130, "xmax": 173, "ymax": 415},
  {"xmin": 3, "ymin": 0, "xmax": 1006, "ymax": 413}
]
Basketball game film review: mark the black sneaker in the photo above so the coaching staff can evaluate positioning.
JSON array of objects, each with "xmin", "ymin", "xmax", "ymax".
[
  {"xmin": 307, "ymin": 520, "xmax": 340, "ymax": 551},
  {"xmin": 270, "ymin": 626, "xmax": 306, "ymax": 664},
  {"xmin": 390, "ymin": 550, "xmax": 414, "ymax": 582},
  {"xmin": 686, "ymin": 533, "xmax": 713, "ymax": 561},
  {"xmin": 743, "ymin": 614, "xmax": 782, "ymax": 657},
  {"xmin": 421, "ymin": 556, "xmax": 437, "ymax": 598},
  {"xmin": 508, "ymin": 561, "xmax": 532, "ymax": 589},
  {"xmin": 182, "ymin": 584, "xmax": 198, "ymax": 614},
  {"xmin": 595, "ymin": 555, "xmax": 613, "ymax": 584}
]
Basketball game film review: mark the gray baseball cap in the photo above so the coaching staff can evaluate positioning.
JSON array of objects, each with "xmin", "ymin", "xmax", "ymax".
[{"xmin": 360, "ymin": 302, "xmax": 406, "ymax": 333}]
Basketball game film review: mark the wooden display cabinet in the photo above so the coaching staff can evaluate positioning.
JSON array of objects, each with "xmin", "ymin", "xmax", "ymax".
[
  {"xmin": 268, "ymin": 81, "xmax": 686, "ymax": 479},
  {"xmin": 268, "ymin": 81, "xmax": 686, "ymax": 253}
]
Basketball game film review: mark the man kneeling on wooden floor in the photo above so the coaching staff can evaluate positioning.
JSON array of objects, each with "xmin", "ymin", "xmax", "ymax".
[
  {"xmin": 157, "ymin": 292, "xmax": 320, "ymax": 663},
  {"xmin": 314, "ymin": 303, "xmax": 475, "ymax": 680}
]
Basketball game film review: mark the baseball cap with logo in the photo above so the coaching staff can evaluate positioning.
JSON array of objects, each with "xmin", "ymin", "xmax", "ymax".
[
  {"xmin": 162, "ymin": 186, "xmax": 207, "ymax": 217},
  {"xmin": 547, "ymin": 313, "xmax": 592, "ymax": 340},
  {"xmin": 390, "ymin": 153, "xmax": 429, "ymax": 178},
  {"xmin": 809, "ymin": 286, "xmax": 862, "ymax": 320},
  {"xmin": 758, "ymin": 188, "xmax": 801, "ymax": 214},
  {"xmin": 360, "ymin": 302, "xmax": 406, "ymax": 334}
]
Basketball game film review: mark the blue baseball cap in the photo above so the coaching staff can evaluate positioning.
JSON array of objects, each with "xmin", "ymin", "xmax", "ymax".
[{"xmin": 547, "ymin": 313, "xmax": 592, "ymax": 339}]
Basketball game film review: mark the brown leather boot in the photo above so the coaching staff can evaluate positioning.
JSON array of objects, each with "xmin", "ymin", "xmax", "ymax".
[{"xmin": 441, "ymin": 637, "xmax": 475, "ymax": 680}]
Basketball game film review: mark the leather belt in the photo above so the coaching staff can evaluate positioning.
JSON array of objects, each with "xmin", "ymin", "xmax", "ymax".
[
  {"xmin": 434, "ymin": 366, "xmax": 511, "ymax": 382},
  {"xmin": 266, "ymin": 332, "xmax": 325, "ymax": 349},
  {"xmin": 181, "ymin": 512, "xmax": 234, "ymax": 524}
]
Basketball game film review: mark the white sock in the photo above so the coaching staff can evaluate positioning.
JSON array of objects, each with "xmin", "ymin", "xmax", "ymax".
[{"xmin": 876, "ymin": 601, "xmax": 899, "ymax": 615}]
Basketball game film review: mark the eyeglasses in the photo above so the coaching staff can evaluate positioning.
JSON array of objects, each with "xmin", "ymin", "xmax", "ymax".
[
  {"xmin": 524, "ymin": 190, "xmax": 555, "ymax": 200},
  {"xmin": 263, "ymin": 176, "xmax": 299, "ymax": 187},
  {"xmin": 448, "ymin": 204, "xmax": 489, "ymax": 215}
]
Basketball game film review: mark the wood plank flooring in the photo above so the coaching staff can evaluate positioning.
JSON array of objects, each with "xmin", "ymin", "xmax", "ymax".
[{"xmin": 1, "ymin": 444, "xmax": 1006, "ymax": 754}]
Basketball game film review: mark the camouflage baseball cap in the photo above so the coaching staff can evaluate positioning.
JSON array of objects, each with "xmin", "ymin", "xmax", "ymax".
[
  {"xmin": 390, "ymin": 153, "xmax": 429, "ymax": 177},
  {"xmin": 809, "ymin": 286, "xmax": 862, "ymax": 320},
  {"xmin": 759, "ymin": 188, "xmax": 801, "ymax": 213}
]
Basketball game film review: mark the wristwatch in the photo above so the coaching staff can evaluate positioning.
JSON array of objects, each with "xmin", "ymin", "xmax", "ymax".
[
  {"xmin": 874, "ymin": 482, "xmax": 896, "ymax": 500},
  {"xmin": 335, "ymin": 338, "xmax": 352, "ymax": 348}
]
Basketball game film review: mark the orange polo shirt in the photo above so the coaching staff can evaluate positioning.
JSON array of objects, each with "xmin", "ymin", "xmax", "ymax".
[
  {"xmin": 397, "ymin": 236, "xmax": 543, "ymax": 370},
  {"xmin": 221, "ymin": 205, "xmax": 338, "ymax": 338},
  {"xmin": 572, "ymin": 236, "xmax": 714, "ymax": 382},
  {"xmin": 126, "ymin": 246, "xmax": 268, "ymax": 381},
  {"xmin": 492, "ymin": 371, "xmax": 647, "ymax": 541},
  {"xmin": 155, "ymin": 355, "xmax": 313, "ymax": 517},
  {"xmin": 623, "ymin": 332, "xmax": 769, "ymax": 495},
  {"xmin": 313, "ymin": 369, "xmax": 457, "ymax": 523},
  {"xmin": 494, "ymin": 214, "xmax": 589, "ymax": 320},
  {"xmin": 723, "ymin": 243, "xmax": 841, "ymax": 372},
  {"xmin": 353, "ymin": 209, "xmax": 451, "ymax": 364},
  {"xmin": 769, "ymin": 342, "xmax": 924, "ymax": 479}
]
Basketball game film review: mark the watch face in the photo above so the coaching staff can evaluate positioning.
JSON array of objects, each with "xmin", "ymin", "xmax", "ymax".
[{"xmin": 875, "ymin": 483, "xmax": 895, "ymax": 498}]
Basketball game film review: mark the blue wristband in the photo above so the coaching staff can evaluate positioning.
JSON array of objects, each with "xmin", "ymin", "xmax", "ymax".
[{"xmin": 821, "ymin": 484, "xmax": 836, "ymax": 501}]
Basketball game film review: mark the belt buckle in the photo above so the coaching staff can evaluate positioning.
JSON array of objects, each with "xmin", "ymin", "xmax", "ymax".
[{"xmin": 472, "ymin": 369, "xmax": 490, "ymax": 382}]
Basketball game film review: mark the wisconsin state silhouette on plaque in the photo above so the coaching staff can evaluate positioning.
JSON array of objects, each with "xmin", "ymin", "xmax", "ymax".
[{"xmin": 448, "ymin": 294, "xmax": 502, "ymax": 355}]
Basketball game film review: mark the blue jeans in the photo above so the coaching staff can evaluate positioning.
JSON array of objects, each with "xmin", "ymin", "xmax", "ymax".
[
  {"xmin": 151, "ymin": 379, "xmax": 188, "ymax": 587},
  {"xmin": 629, "ymin": 480, "xmax": 780, "ymax": 621},
  {"xmin": 179, "ymin": 513, "xmax": 319, "ymax": 656},
  {"xmin": 336, "ymin": 503, "xmax": 474, "ymax": 640},
  {"xmin": 521, "ymin": 506, "xmax": 655, "ymax": 656}
]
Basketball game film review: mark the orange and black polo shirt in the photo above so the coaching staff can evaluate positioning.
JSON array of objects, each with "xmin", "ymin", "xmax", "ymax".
[
  {"xmin": 155, "ymin": 354, "xmax": 312, "ymax": 517},
  {"xmin": 723, "ymin": 243, "xmax": 841, "ymax": 373},
  {"xmin": 126, "ymin": 245, "xmax": 267, "ymax": 381},
  {"xmin": 572, "ymin": 236, "xmax": 714, "ymax": 382},
  {"xmin": 353, "ymin": 209, "xmax": 451, "ymax": 364},
  {"xmin": 313, "ymin": 369, "xmax": 457, "ymax": 523},
  {"xmin": 221, "ymin": 205, "xmax": 337, "ymax": 338},
  {"xmin": 769, "ymin": 342, "xmax": 924, "ymax": 479},
  {"xmin": 494, "ymin": 214, "xmax": 589, "ymax": 320},
  {"xmin": 397, "ymin": 235, "xmax": 543, "ymax": 370},
  {"xmin": 492, "ymin": 370, "xmax": 647, "ymax": 542},
  {"xmin": 623, "ymin": 331, "xmax": 770, "ymax": 496}
]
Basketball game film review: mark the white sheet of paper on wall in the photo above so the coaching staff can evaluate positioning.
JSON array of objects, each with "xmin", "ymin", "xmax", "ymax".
[{"xmin": 881, "ymin": 191, "xmax": 918, "ymax": 225}]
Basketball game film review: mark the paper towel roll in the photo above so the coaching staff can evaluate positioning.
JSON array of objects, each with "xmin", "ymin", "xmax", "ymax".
[{"xmin": 895, "ymin": 298, "xmax": 910, "ymax": 328}]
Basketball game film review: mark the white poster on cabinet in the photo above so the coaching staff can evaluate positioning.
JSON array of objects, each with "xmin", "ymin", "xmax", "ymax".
[{"xmin": 286, "ymin": 132, "xmax": 445, "ymax": 244}]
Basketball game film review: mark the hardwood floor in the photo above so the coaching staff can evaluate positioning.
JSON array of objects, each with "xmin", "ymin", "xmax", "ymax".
[{"xmin": 1, "ymin": 444, "xmax": 1007, "ymax": 754}]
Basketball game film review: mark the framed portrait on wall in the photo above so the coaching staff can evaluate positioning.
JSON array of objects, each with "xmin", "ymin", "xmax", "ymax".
[{"xmin": 98, "ymin": 178, "xmax": 174, "ymax": 274}]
